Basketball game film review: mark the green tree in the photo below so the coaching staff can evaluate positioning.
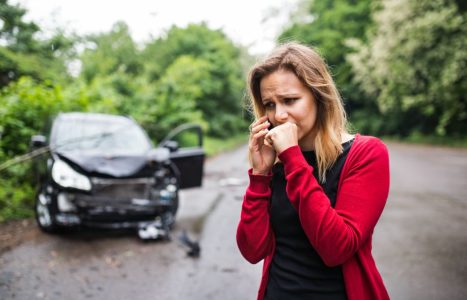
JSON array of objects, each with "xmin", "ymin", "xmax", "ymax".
[
  {"xmin": 278, "ymin": 0, "xmax": 378, "ymax": 116},
  {"xmin": 0, "ymin": 0, "xmax": 75, "ymax": 87},
  {"xmin": 79, "ymin": 22, "xmax": 143, "ymax": 83},
  {"xmin": 73, "ymin": 22, "xmax": 150, "ymax": 129},
  {"xmin": 135, "ymin": 55, "xmax": 207, "ymax": 141},
  {"xmin": 0, "ymin": 77, "xmax": 84, "ymax": 157},
  {"xmin": 74, "ymin": 22, "xmax": 248, "ymax": 139},
  {"xmin": 348, "ymin": 0, "xmax": 467, "ymax": 137},
  {"xmin": 142, "ymin": 23, "xmax": 247, "ymax": 137},
  {"xmin": 0, "ymin": 77, "xmax": 86, "ymax": 221}
]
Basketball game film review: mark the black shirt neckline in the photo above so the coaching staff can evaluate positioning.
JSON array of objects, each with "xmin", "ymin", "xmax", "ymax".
[{"xmin": 272, "ymin": 138, "xmax": 354, "ymax": 175}]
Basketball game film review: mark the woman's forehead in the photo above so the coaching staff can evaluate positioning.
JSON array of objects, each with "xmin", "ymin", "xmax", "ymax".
[{"xmin": 259, "ymin": 70, "xmax": 304, "ymax": 97}]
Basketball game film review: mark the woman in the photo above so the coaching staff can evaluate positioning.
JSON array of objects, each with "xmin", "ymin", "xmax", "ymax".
[{"xmin": 236, "ymin": 42, "xmax": 390, "ymax": 300}]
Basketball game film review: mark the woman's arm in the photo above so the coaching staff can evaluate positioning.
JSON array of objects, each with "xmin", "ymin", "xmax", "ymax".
[
  {"xmin": 236, "ymin": 170, "xmax": 275, "ymax": 264},
  {"xmin": 279, "ymin": 137, "xmax": 390, "ymax": 267}
]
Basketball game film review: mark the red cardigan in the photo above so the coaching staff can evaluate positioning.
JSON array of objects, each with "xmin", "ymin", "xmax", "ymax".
[{"xmin": 236, "ymin": 134, "xmax": 390, "ymax": 300}]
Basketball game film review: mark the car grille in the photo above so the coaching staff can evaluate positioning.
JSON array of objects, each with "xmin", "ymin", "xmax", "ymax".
[
  {"xmin": 89, "ymin": 177, "xmax": 155, "ymax": 201},
  {"xmin": 74, "ymin": 177, "xmax": 160, "ymax": 222}
]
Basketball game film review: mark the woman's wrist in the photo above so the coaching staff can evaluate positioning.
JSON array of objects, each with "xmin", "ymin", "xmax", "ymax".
[{"xmin": 252, "ymin": 169, "xmax": 270, "ymax": 176}]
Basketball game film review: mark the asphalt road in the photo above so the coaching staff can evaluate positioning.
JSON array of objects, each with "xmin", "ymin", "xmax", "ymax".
[{"xmin": 1, "ymin": 141, "xmax": 466, "ymax": 300}]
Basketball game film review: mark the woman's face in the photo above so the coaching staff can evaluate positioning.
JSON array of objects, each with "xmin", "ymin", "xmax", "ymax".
[{"xmin": 259, "ymin": 69, "xmax": 318, "ymax": 150}]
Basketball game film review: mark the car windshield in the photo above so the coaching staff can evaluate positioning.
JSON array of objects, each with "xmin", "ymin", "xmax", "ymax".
[{"xmin": 51, "ymin": 116, "xmax": 152, "ymax": 156}]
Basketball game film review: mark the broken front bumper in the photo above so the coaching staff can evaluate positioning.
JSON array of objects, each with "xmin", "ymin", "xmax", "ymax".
[{"xmin": 50, "ymin": 176, "xmax": 177, "ymax": 229}]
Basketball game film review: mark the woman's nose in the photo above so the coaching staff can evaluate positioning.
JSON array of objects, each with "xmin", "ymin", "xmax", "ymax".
[{"xmin": 275, "ymin": 109, "xmax": 288, "ymax": 122}]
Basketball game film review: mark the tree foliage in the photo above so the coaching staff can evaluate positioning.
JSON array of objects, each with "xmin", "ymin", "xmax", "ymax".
[
  {"xmin": 133, "ymin": 55, "xmax": 207, "ymax": 141},
  {"xmin": 75, "ymin": 22, "xmax": 247, "ymax": 138},
  {"xmin": 80, "ymin": 22, "xmax": 143, "ymax": 83},
  {"xmin": 0, "ymin": 77, "xmax": 86, "ymax": 221},
  {"xmin": 0, "ymin": 0, "xmax": 75, "ymax": 87},
  {"xmin": 278, "ymin": 0, "xmax": 377, "ymax": 110},
  {"xmin": 142, "ymin": 24, "xmax": 247, "ymax": 137},
  {"xmin": 279, "ymin": 0, "xmax": 466, "ymax": 137},
  {"xmin": 0, "ymin": 77, "xmax": 83, "ymax": 157},
  {"xmin": 348, "ymin": 0, "xmax": 467, "ymax": 136}
]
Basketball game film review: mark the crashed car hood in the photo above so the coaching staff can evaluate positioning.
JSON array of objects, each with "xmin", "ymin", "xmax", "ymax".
[{"xmin": 57, "ymin": 152, "xmax": 153, "ymax": 178}]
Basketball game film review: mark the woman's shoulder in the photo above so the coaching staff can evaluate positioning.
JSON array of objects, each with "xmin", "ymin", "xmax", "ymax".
[
  {"xmin": 353, "ymin": 134, "xmax": 386, "ymax": 147},
  {"xmin": 350, "ymin": 134, "xmax": 388, "ymax": 158}
]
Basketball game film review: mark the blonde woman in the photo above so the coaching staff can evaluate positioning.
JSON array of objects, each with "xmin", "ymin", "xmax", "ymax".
[{"xmin": 237, "ymin": 42, "xmax": 390, "ymax": 300}]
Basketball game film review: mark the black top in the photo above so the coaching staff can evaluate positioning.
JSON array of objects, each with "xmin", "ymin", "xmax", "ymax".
[{"xmin": 265, "ymin": 139, "xmax": 354, "ymax": 300}]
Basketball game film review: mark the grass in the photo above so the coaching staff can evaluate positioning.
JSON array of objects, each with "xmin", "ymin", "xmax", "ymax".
[
  {"xmin": 382, "ymin": 134, "xmax": 467, "ymax": 148},
  {"xmin": 204, "ymin": 133, "xmax": 248, "ymax": 157}
]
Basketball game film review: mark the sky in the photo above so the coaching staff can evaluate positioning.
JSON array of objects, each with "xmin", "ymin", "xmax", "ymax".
[{"xmin": 13, "ymin": 0, "xmax": 300, "ymax": 55}]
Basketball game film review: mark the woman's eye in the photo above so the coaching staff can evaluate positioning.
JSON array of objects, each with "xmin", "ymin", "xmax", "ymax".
[
  {"xmin": 263, "ymin": 102, "xmax": 275, "ymax": 109},
  {"xmin": 284, "ymin": 98, "xmax": 298, "ymax": 104}
]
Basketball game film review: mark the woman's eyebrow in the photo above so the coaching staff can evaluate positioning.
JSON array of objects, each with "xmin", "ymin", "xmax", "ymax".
[{"xmin": 277, "ymin": 92, "xmax": 300, "ymax": 98}]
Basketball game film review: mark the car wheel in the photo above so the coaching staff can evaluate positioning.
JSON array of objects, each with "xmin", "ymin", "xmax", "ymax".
[{"xmin": 35, "ymin": 192, "xmax": 58, "ymax": 233}]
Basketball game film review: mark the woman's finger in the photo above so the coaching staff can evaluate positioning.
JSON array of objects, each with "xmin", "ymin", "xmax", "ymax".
[
  {"xmin": 250, "ymin": 122, "xmax": 269, "ymax": 136},
  {"xmin": 249, "ymin": 129, "xmax": 268, "ymax": 151},
  {"xmin": 249, "ymin": 116, "xmax": 269, "ymax": 134},
  {"xmin": 251, "ymin": 129, "xmax": 268, "ymax": 144},
  {"xmin": 263, "ymin": 137, "xmax": 273, "ymax": 148},
  {"xmin": 253, "ymin": 129, "xmax": 268, "ymax": 138}
]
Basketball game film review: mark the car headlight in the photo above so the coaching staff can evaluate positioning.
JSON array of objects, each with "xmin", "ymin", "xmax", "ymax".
[{"xmin": 52, "ymin": 160, "xmax": 91, "ymax": 191}]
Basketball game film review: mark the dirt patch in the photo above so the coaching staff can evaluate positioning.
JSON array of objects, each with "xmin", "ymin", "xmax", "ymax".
[{"xmin": 0, "ymin": 218, "xmax": 39, "ymax": 255}]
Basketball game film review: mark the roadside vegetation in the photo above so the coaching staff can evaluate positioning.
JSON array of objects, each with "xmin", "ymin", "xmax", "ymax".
[{"xmin": 1, "ymin": 0, "xmax": 466, "ymax": 221}]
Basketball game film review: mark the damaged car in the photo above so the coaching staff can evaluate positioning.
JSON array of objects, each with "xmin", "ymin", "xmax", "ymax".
[{"xmin": 30, "ymin": 112, "xmax": 205, "ymax": 239}]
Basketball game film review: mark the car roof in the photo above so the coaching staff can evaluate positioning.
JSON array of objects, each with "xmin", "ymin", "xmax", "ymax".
[{"xmin": 55, "ymin": 112, "xmax": 133, "ymax": 124}]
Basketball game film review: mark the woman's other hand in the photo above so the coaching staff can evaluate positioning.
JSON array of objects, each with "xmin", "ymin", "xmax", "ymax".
[
  {"xmin": 249, "ymin": 116, "xmax": 276, "ymax": 175},
  {"xmin": 265, "ymin": 122, "xmax": 298, "ymax": 154}
]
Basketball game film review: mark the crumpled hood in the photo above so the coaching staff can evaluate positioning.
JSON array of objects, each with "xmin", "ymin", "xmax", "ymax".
[{"xmin": 56, "ymin": 152, "xmax": 154, "ymax": 178}]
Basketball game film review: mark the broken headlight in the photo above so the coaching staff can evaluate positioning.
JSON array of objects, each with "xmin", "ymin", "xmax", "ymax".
[{"xmin": 52, "ymin": 159, "xmax": 92, "ymax": 191}]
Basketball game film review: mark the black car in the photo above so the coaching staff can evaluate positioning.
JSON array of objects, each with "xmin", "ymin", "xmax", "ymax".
[{"xmin": 30, "ymin": 112, "xmax": 204, "ymax": 239}]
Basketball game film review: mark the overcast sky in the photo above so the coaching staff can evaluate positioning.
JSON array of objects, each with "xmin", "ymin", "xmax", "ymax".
[{"xmin": 13, "ymin": 0, "xmax": 300, "ymax": 55}]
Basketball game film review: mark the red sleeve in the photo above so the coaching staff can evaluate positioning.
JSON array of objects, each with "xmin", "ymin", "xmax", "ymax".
[
  {"xmin": 236, "ymin": 169, "xmax": 275, "ymax": 264},
  {"xmin": 278, "ymin": 138, "xmax": 390, "ymax": 267}
]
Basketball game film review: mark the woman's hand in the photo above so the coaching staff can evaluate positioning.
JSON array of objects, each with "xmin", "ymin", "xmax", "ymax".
[
  {"xmin": 248, "ymin": 116, "xmax": 276, "ymax": 175},
  {"xmin": 264, "ymin": 122, "xmax": 298, "ymax": 154}
]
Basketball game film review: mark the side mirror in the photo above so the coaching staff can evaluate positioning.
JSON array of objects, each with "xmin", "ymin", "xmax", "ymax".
[
  {"xmin": 30, "ymin": 135, "xmax": 47, "ymax": 149},
  {"xmin": 160, "ymin": 140, "xmax": 179, "ymax": 152},
  {"xmin": 147, "ymin": 148, "xmax": 170, "ymax": 163}
]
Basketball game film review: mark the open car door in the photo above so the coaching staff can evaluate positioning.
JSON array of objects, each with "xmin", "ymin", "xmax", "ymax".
[{"xmin": 158, "ymin": 124, "xmax": 205, "ymax": 189}]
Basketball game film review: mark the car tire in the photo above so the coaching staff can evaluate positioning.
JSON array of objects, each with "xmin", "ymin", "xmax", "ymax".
[{"xmin": 35, "ymin": 192, "xmax": 59, "ymax": 233}]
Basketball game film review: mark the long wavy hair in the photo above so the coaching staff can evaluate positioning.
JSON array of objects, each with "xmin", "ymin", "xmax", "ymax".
[{"xmin": 247, "ymin": 42, "xmax": 349, "ymax": 182}]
